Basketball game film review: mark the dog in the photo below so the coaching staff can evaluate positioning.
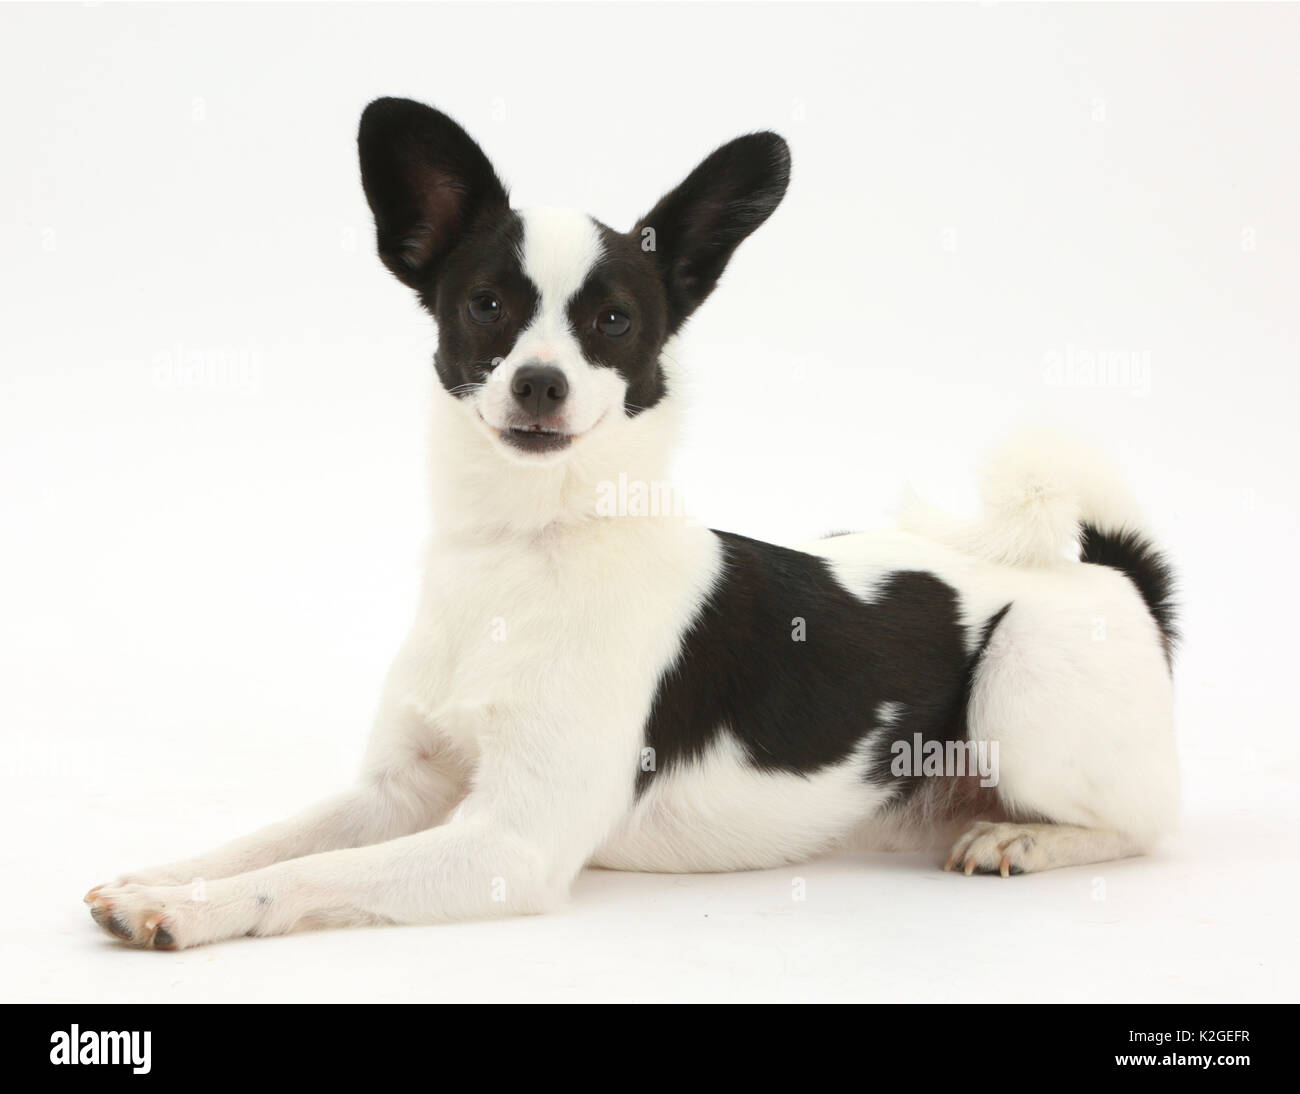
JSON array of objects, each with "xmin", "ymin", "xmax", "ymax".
[{"xmin": 86, "ymin": 98, "xmax": 1179, "ymax": 950}]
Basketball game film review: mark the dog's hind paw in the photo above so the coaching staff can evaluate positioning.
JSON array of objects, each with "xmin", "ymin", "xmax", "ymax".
[{"xmin": 943, "ymin": 821, "xmax": 1043, "ymax": 877}]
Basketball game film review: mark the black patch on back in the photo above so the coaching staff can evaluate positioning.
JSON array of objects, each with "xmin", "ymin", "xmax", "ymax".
[
  {"xmin": 861, "ymin": 602, "xmax": 1012, "ymax": 792},
  {"xmin": 1079, "ymin": 524, "xmax": 1179, "ymax": 665},
  {"xmin": 638, "ymin": 532, "xmax": 1007, "ymax": 798}
]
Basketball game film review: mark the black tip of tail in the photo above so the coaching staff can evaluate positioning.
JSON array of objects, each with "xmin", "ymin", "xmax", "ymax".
[{"xmin": 1079, "ymin": 524, "xmax": 1179, "ymax": 665}]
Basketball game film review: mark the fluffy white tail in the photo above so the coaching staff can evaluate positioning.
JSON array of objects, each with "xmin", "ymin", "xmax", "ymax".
[{"xmin": 901, "ymin": 428, "xmax": 1147, "ymax": 568}]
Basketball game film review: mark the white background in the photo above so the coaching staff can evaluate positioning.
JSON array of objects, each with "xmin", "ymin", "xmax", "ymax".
[{"xmin": 2, "ymin": 2, "xmax": 1298, "ymax": 1002}]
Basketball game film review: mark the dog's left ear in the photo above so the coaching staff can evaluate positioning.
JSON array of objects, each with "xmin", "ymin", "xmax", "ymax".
[{"xmin": 634, "ymin": 132, "xmax": 790, "ymax": 329}]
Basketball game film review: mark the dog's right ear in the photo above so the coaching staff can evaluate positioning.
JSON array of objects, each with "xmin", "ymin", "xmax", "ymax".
[{"xmin": 358, "ymin": 98, "xmax": 509, "ymax": 290}]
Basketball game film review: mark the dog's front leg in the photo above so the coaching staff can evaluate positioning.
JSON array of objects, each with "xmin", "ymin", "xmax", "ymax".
[
  {"xmin": 87, "ymin": 748, "xmax": 460, "ymax": 901},
  {"xmin": 88, "ymin": 707, "xmax": 637, "ymax": 949},
  {"xmin": 87, "ymin": 656, "xmax": 464, "ymax": 895}
]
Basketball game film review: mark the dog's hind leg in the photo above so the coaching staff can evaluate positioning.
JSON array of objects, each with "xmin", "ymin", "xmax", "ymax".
[
  {"xmin": 921, "ymin": 430, "xmax": 1181, "ymax": 878},
  {"xmin": 950, "ymin": 571, "xmax": 1179, "ymax": 877}
]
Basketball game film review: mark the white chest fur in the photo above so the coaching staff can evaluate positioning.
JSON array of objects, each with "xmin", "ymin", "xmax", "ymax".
[{"xmin": 396, "ymin": 516, "xmax": 720, "ymax": 765}]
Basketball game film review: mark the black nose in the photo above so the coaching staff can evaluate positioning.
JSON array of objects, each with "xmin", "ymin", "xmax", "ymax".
[{"xmin": 510, "ymin": 364, "xmax": 568, "ymax": 416}]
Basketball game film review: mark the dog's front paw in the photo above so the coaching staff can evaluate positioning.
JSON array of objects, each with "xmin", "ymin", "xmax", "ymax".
[
  {"xmin": 84, "ymin": 863, "xmax": 205, "ymax": 899},
  {"xmin": 943, "ymin": 821, "xmax": 1045, "ymax": 877},
  {"xmin": 86, "ymin": 883, "xmax": 196, "ymax": 950}
]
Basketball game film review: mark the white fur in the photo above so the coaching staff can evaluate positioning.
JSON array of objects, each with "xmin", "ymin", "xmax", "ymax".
[
  {"xmin": 594, "ymin": 733, "xmax": 891, "ymax": 872},
  {"xmin": 900, "ymin": 427, "xmax": 1147, "ymax": 567},
  {"xmin": 87, "ymin": 216, "xmax": 1179, "ymax": 950}
]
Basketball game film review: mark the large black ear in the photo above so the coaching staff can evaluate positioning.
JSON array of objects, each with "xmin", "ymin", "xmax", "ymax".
[
  {"xmin": 358, "ymin": 98, "xmax": 509, "ymax": 289},
  {"xmin": 634, "ymin": 132, "xmax": 790, "ymax": 329}
]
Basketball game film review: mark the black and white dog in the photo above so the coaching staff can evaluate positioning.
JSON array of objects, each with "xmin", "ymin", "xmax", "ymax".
[{"xmin": 87, "ymin": 99, "xmax": 1178, "ymax": 950}]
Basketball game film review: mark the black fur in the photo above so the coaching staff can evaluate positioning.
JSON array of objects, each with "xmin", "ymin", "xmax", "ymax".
[
  {"xmin": 1080, "ymin": 524, "xmax": 1179, "ymax": 664},
  {"xmin": 429, "ymin": 212, "xmax": 539, "ymax": 397},
  {"xmin": 571, "ymin": 225, "xmax": 671, "ymax": 415},
  {"xmin": 634, "ymin": 133, "xmax": 791, "ymax": 332},
  {"xmin": 358, "ymin": 98, "xmax": 510, "ymax": 290},
  {"xmin": 637, "ymin": 532, "xmax": 1007, "ymax": 797}
]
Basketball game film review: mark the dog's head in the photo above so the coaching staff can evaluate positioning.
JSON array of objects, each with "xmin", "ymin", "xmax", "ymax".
[{"xmin": 358, "ymin": 97, "xmax": 789, "ymax": 464}]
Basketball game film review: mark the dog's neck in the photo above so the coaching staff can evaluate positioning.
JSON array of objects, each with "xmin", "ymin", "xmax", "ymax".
[{"xmin": 426, "ymin": 373, "xmax": 685, "ymax": 545}]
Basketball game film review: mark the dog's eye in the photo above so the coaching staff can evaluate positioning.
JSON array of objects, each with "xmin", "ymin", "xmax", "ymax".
[
  {"xmin": 595, "ymin": 308, "xmax": 631, "ymax": 337},
  {"xmin": 467, "ymin": 292, "xmax": 503, "ymax": 324}
]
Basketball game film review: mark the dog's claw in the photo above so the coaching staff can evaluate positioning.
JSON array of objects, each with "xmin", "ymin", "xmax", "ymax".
[
  {"xmin": 89, "ymin": 894, "xmax": 135, "ymax": 943},
  {"xmin": 143, "ymin": 916, "xmax": 176, "ymax": 950},
  {"xmin": 946, "ymin": 822, "xmax": 1041, "ymax": 877}
]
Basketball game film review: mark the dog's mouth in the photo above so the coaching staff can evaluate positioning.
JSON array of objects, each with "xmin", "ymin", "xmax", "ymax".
[
  {"xmin": 499, "ymin": 424, "xmax": 574, "ymax": 454},
  {"xmin": 478, "ymin": 410, "xmax": 607, "ymax": 457}
]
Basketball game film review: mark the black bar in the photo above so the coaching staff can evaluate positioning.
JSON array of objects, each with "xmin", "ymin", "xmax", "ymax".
[{"xmin": 2, "ymin": 1003, "xmax": 1291, "ymax": 1080}]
